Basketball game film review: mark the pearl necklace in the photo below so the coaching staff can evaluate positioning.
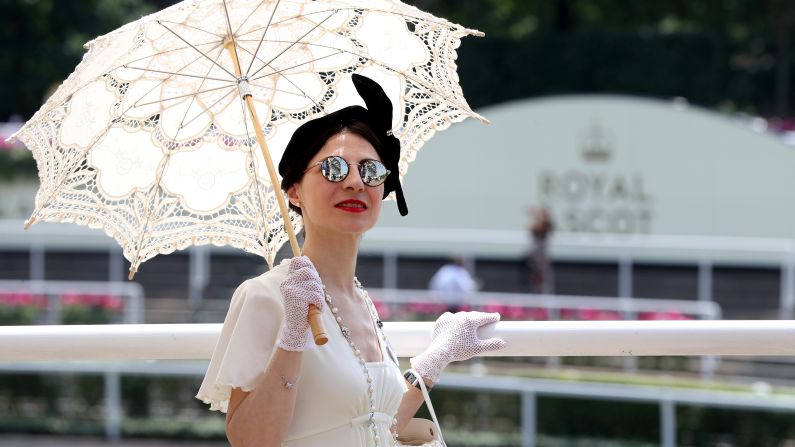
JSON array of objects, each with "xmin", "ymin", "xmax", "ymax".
[{"xmin": 324, "ymin": 278, "xmax": 391, "ymax": 446}]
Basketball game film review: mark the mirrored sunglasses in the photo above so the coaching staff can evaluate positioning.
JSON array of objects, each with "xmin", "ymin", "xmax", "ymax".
[{"xmin": 305, "ymin": 155, "xmax": 391, "ymax": 187}]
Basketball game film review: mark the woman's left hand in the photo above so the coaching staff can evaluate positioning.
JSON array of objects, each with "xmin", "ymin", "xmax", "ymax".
[{"xmin": 409, "ymin": 311, "xmax": 506, "ymax": 384}]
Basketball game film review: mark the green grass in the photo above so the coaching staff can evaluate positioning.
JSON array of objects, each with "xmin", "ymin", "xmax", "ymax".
[{"xmin": 446, "ymin": 360, "xmax": 795, "ymax": 397}]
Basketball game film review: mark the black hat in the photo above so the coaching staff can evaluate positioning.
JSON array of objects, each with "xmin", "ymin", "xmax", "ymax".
[{"xmin": 278, "ymin": 74, "xmax": 407, "ymax": 216}]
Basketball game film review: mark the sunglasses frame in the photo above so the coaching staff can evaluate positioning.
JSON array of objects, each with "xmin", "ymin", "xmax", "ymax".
[{"xmin": 304, "ymin": 155, "xmax": 391, "ymax": 187}]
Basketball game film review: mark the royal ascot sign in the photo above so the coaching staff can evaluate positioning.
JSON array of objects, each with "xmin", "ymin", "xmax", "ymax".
[
  {"xmin": 372, "ymin": 95, "xmax": 795, "ymax": 257},
  {"xmin": 538, "ymin": 120, "xmax": 654, "ymax": 234}
]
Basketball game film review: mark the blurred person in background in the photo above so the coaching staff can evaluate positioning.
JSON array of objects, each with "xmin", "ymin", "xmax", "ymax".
[
  {"xmin": 429, "ymin": 256, "xmax": 478, "ymax": 312},
  {"xmin": 527, "ymin": 206, "xmax": 554, "ymax": 294}
]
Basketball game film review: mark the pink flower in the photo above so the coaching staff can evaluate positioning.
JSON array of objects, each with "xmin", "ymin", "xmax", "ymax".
[
  {"xmin": 527, "ymin": 307, "xmax": 549, "ymax": 321},
  {"xmin": 482, "ymin": 302, "xmax": 508, "ymax": 314},
  {"xmin": 61, "ymin": 293, "xmax": 83, "ymax": 307},
  {"xmin": 371, "ymin": 300, "xmax": 391, "ymax": 320},
  {"xmin": 577, "ymin": 308, "xmax": 600, "ymax": 320},
  {"xmin": 576, "ymin": 308, "xmax": 621, "ymax": 320},
  {"xmin": 503, "ymin": 305, "xmax": 529, "ymax": 320},
  {"xmin": 560, "ymin": 308, "xmax": 578, "ymax": 320},
  {"xmin": 101, "ymin": 295, "xmax": 124, "ymax": 312},
  {"xmin": 640, "ymin": 311, "xmax": 692, "ymax": 320}
]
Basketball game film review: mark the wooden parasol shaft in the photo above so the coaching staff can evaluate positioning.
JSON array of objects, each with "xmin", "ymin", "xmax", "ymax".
[{"xmin": 225, "ymin": 42, "xmax": 327, "ymax": 346}]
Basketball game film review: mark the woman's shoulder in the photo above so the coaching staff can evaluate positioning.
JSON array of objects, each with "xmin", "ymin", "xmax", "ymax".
[{"xmin": 232, "ymin": 260, "xmax": 291, "ymax": 303}]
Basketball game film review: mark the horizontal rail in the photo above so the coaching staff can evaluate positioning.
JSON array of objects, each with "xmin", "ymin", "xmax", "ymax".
[
  {"xmin": 0, "ymin": 279, "xmax": 143, "ymax": 296},
  {"xmin": 1, "ymin": 321, "xmax": 795, "ymax": 361},
  {"xmin": 5, "ymin": 218, "xmax": 795, "ymax": 255},
  {"xmin": 0, "ymin": 361, "xmax": 792, "ymax": 413},
  {"xmin": 441, "ymin": 374, "xmax": 795, "ymax": 412},
  {"xmin": 368, "ymin": 288, "xmax": 722, "ymax": 319}
]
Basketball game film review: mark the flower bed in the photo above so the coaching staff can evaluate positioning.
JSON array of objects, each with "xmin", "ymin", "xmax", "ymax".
[
  {"xmin": 0, "ymin": 291, "xmax": 124, "ymax": 325},
  {"xmin": 0, "ymin": 292, "xmax": 46, "ymax": 325},
  {"xmin": 61, "ymin": 293, "xmax": 124, "ymax": 325},
  {"xmin": 371, "ymin": 300, "xmax": 693, "ymax": 322}
]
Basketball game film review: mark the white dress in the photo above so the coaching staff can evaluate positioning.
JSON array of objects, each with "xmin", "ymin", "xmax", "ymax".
[{"xmin": 196, "ymin": 261, "xmax": 407, "ymax": 446}]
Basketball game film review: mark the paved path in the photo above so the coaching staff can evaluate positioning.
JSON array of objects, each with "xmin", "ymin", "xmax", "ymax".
[{"xmin": 0, "ymin": 435, "xmax": 228, "ymax": 446}]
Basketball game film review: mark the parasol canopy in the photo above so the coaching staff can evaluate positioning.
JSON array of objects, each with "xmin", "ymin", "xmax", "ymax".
[{"xmin": 9, "ymin": 0, "xmax": 486, "ymax": 277}]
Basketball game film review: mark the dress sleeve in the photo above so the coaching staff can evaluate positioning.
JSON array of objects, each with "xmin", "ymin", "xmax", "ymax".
[{"xmin": 195, "ymin": 270, "xmax": 286, "ymax": 413}]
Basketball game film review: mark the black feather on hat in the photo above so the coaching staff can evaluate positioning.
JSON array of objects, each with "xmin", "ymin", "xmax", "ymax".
[{"xmin": 278, "ymin": 74, "xmax": 407, "ymax": 216}]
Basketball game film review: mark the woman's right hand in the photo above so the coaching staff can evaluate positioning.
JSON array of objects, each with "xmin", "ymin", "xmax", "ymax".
[{"xmin": 278, "ymin": 256, "xmax": 325, "ymax": 351}]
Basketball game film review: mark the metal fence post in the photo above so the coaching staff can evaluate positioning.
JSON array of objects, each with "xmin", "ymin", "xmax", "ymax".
[
  {"xmin": 109, "ymin": 246, "xmax": 124, "ymax": 283},
  {"xmin": 29, "ymin": 243, "xmax": 45, "ymax": 281},
  {"xmin": 188, "ymin": 246, "xmax": 210, "ymax": 312},
  {"xmin": 618, "ymin": 256, "xmax": 634, "ymax": 303},
  {"xmin": 125, "ymin": 284, "xmax": 144, "ymax": 324},
  {"xmin": 104, "ymin": 370, "xmax": 122, "ymax": 442},
  {"xmin": 660, "ymin": 399, "xmax": 676, "ymax": 447},
  {"xmin": 697, "ymin": 258, "xmax": 712, "ymax": 303},
  {"xmin": 699, "ymin": 258, "xmax": 718, "ymax": 379},
  {"xmin": 780, "ymin": 252, "xmax": 795, "ymax": 320},
  {"xmin": 521, "ymin": 391, "xmax": 537, "ymax": 447},
  {"xmin": 619, "ymin": 256, "xmax": 637, "ymax": 373},
  {"xmin": 46, "ymin": 292, "xmax": 61, "ymax": 324},
  {"xmin": 383, "ymin": 250, "xmax": 398, "ymax": 290}
]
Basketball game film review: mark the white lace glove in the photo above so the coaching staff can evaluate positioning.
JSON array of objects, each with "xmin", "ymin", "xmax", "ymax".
[
  {"xmin": 278, "ymin": 256, "xmax": 325, "ymax": 351},
  {"xmin": 410, "ymin": 311, "xmax": 507, "ymax": 384}
]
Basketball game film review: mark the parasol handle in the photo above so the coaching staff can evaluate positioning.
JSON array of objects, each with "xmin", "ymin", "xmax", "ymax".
[{"xmin": 225, "ymin": 41, "xmax": 327, "ymax": 346}]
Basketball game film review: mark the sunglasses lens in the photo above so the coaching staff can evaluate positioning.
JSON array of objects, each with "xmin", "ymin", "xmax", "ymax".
[
  {"xmin": 320, "ymin": 156, "xmax": 348, "ymax": 182},
  {"xmin": 360, "ymin": 160, "xmax": 390, "ymax": 186}
]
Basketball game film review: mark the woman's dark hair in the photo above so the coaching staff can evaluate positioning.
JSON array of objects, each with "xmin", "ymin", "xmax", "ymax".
[{"xmin": 281, "ymin": 120, "xmax": 382, "ymax": 215}]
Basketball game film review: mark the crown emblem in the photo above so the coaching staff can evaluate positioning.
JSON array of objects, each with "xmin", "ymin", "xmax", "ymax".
[{"xmin": 579, "ymin": 120, "xmax": 614, "ymax": 163}]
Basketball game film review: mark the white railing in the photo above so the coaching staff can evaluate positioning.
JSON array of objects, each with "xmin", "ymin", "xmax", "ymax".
[
  {"xmin": 2, "ymin": 322, "xmax": 795, "ymax": 446},
  {"xmin": 2, "ymin": 321, "xmax": 795, "ymax": 361},
  {"xmin": 0, "ymin": 320, "xmax": 795, "ymax": 447}
]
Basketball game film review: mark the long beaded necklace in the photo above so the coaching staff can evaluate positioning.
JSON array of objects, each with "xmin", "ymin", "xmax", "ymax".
[
  {"xmin": 357, "ymin": 280, "xmax": 401, "ymax": 447},
  {"xmin": 324, "ymin": 278, "xmax": 392, "ymax": 446}
]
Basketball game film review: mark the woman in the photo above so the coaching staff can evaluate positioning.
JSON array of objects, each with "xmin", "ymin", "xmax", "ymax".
[{"xmin": 196, "ymin": 74, "xmax": 506, "ymax": 446}]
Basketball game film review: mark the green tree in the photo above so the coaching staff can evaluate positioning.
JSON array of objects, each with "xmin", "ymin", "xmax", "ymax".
[
  {"xmin": 0, "ymin": 0, "xmax": 157, "ymax": 121},
  {"xmin": 410, "ymin": 0, "xmax": 795, "ymax": 116}
]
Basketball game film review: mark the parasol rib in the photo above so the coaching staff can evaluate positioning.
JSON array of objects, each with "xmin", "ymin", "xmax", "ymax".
[
  {"xmin": 122, "ymin": 65, "xmax": 234, "ymax": 83},
  {"xmin": 122, "ymin": 40, "xmax": 224, "ymax": 68},
  {"xmin": 249, "ymin": 50, "xmax": 344, "ymax": 82},
  {"xmin": 233, "ymin": 44, "xmax": 324, "ymax": 111},
  {"xmin": 244, "ymin": 0, "xmax": 281, "ymax": 76},
  {"xmin": 180, "ymin": 89, "xmax": 236, "ymax": 128},
  {"xmin": 240, "ymin": 38, "xmax": 487, "ymax": 123},
  {"xmin": 173, "ymin": 43, "xmax": 229, "ymax": 132},
  {"xmin": 157, "ymin": 20, "xmax": 238, "ymax": 80},
  {"xmin": 222, "ymin": 0, "xmax": 244, "ymax": 80},
  {"xmin": 157, "ymin": 20, "xmax": 226, "ymax": 39},
  {"xmin": 233, "ymin": 0, "xmax": 270, "ymax": 37},
  {"xmin": 134, "ymin": 84, "xmax": 235, "ymax": 108},
  {"xmin": 248, "ymin": 10, "xmax": 338, "ymax": 79}
]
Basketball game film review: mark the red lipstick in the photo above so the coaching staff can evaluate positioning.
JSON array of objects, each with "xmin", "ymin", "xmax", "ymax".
[{"xmin": 335, "ymin": 199, "xmax": 368, "ymax": 213}]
